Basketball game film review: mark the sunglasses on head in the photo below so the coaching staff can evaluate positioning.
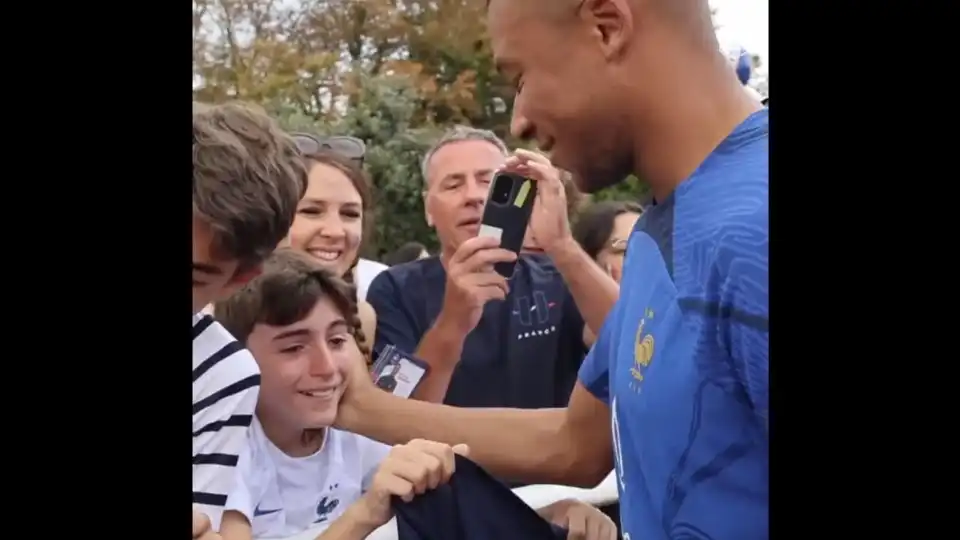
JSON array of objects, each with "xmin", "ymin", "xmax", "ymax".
[{"xmin": 291, "ymin": 132, "xmax": 366, "ymax": 166}]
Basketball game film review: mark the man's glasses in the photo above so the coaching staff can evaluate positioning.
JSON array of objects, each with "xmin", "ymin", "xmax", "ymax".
[{"xmin": 291, "ymin": 132, "xmax": 366, "ymax": 166}]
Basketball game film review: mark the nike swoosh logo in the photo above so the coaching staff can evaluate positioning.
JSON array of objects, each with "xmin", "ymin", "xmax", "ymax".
[{"xmin": 253, "ymin": 507, "xmax": 281, "ymax": 517}]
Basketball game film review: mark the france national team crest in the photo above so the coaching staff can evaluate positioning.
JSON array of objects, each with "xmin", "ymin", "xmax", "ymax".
[
  {"xmin": 314, "ymin": 491, "xmax": 340, "ymax": 523},
  {"xmin": 628, "ymin": 307, "xmax": 655, "ymax": 391}
]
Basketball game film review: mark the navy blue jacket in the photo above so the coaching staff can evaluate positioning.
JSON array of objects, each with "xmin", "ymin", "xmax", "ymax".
[
  {"xmin": 367, "ymin": 254, "xmax": 587, "ymax": 409},
  {"xmin": 394, "ymin": 456, "xmax": 567, "ymax": 540}
]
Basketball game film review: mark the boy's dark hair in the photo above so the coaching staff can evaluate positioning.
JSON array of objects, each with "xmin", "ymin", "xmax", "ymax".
[
  {"xmin": 572, "ymin": 200, "xmax": 644, "ymax": 260},
  {"xmin": 214, "ymin": 248, "xmax": 368, "ymax": 360},
  {"xmin": 385, "ymin": 242, "xmax": 428, "ymax": 266},
  {"xmin": 193, "ymin": 101, "xmax": 308, "ymax": 269}
]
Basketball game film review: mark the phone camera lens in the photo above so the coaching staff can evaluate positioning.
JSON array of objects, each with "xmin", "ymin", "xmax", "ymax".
[{"xmin": 489, "ymin": 175, "xmax": 515, "ymax": 205}]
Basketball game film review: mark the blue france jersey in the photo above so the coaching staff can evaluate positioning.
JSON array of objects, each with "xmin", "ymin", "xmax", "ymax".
[{"xmin": 579, "ymin": 109, "xmax": 769, "ymax": 540}]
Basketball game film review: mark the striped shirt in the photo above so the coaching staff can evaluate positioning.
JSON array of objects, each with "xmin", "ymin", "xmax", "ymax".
[{"xmin": 193, "ymin": 313, "xmax": 260, "ymax": 531}]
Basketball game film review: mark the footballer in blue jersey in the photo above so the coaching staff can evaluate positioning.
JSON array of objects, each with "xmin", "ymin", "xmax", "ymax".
[
  {"xmin": 336, "ymin": 0, "xmax": 768, "ymax": 538},
  {"xmin": 580, "ymin": 110, "xmax": 769, "ymax": 540}
]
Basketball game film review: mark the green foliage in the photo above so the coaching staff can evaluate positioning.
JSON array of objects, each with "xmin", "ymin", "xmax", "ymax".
[
  {"xmin": 195, "ymin": 0, "xmax": 652, "ymax": 257},
  {"xmin": 591, "ymin": 175, "xmax": 650, "ymax": 204}
]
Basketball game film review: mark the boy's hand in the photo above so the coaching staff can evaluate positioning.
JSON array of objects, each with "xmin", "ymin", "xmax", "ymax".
[
  {"xmin": 351, "ymin": 439, "xmax": 470, "ymax": 528},
  {"xmin": 192, "ymin": 508, "xmax": 221, "ymax": 540}
]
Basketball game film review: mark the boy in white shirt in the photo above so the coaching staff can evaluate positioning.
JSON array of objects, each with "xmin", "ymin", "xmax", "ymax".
[
  {"xmin": 192, "ymin": 101, "xmax": 308, "ymax": 534},
  {"xmin": 214, "ymin": 249, "xmax": 469, "ymax": 539},
  {"xmin": 213, "ymin": 248, "xmax": 616, "ymax": 540}
]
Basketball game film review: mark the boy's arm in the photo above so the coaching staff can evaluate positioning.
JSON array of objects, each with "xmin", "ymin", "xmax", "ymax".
[
  {"xmin": 337, "ymin": 315, "xmax": 619, "ymax": 487},
  {"xmin": 217, "ymin": 438, "xmax": 260, "ymax": 540},
  {"xmin": 193, "ymin": 350, "xmax": 260, "ymax": 531},
  {"xmin": 311, "ymin": 505, "xmax": 382, "ymax": 540}
]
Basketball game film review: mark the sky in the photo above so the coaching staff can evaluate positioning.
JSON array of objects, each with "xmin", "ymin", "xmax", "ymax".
[{"xmin": 710, "ymin": 0, "xmax": 769, "ymax": 69}]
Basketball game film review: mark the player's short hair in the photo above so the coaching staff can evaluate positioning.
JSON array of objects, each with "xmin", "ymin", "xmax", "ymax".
[
  {"xmin": 193, "ymin": 101, "xmax": 308, "ymax": 269},
  {"xmin": 214, "ymin": 248, "xmax": 362, "ymax": 348}
]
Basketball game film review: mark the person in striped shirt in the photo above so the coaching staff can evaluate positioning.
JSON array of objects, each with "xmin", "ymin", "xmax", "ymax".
[{"xmin": 192, "ymin": 101, "xmax": 308, "ymax": 533}]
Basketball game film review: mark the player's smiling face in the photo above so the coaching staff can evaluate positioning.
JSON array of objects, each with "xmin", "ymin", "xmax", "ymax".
[
  {"xmin": 247, "ymin": 296, "xmax": 362, "ymax": 432},
  {"xmin": 487, "ymin": 0, "xmax": 638, "ymax": 193}
]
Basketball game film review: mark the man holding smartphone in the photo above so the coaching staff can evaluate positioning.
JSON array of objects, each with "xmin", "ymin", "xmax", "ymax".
[
  {"xmin": 341, "ymin": 0, "xmax": 768, "ymax": 538},
  {"xmin": 366, "ymin": 126, "xmax": 618, "ymax": 413}
]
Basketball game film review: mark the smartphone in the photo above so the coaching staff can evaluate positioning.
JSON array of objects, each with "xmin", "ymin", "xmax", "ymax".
[
  {"xmin": 478, "ymin": 171, "xmax": 538, "ymax": 278},
  {"xmin": 370, "ymin": 345, "xmax": 429, "ymax": 398}
]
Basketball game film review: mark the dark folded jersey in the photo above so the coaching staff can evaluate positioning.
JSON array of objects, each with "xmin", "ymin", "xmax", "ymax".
[{"xmin": 393, "ymin": 456, "xmax": 567, "ymax": 540}]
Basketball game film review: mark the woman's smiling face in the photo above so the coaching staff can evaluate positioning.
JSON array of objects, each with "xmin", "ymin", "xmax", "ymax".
[{"xmin": 287, "ymin": 162, "xmax": 364, "ymax": 278}]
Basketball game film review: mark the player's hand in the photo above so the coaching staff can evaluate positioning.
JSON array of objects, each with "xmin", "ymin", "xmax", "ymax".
[
  {"xmin": 439, "ymin": 235, "xmax": 516, "ymax": 334},
  {"xmin": 351, "ymin": 439, "xmax": 470, "ymax": 528},
  {"xmin": 334, "ymin": 336, "xmax": 379, "ymax": 431},
  {"xmin": 537, "ymin": 499, "xmax": 618, "ymax": 540},
  {"xmin": 192, "ymin": 508, "xmax": 221, "ymax": 540},
  {"xmin": 503, "ymin": 149, "xmax": 572, "ymax": 254}
]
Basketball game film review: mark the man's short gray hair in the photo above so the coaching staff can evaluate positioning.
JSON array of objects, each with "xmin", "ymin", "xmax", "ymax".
[{"xmin": 421, "ymin": 125, "xmax": 509, "ymax": 184}]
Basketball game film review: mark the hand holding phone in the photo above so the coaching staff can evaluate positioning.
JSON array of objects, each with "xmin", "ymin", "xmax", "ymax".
[
  {"xmin": 477, "ymin": 171, "xmax": 538, "ymax": 277},
  {"xmin": 439, "ymin": 235, "xmax": 516, "ymax": 334},
  {"xmin": 501, "ymin": 150, "xmax": 570, "ymax": 255}
]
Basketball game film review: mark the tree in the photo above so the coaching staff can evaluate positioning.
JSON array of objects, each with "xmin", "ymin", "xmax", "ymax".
[{"xmin": 194, "ymin": 0, "xmax": 650, "ymax": 252}]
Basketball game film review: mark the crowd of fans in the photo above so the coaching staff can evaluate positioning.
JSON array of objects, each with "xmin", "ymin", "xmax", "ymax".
[{"xmin": 192, "ymin": 0, "xmax": 768, "ymax": 539}]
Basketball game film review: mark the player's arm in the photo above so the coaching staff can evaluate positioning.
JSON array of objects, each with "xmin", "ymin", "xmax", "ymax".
[
  {"xmin": 366, "ymin": 270, "xmax": 463, "ymax": 403},
  {"xmin": 193, "ymin": 357, "xmax": 260, "ymax": 531},
  {"xmin": 339, "ymin": 336, "xmax": 615, "ymax": 487},
  {"xmin": 718, "ymin": 215, "xmax": 769, "ymax": 431}
]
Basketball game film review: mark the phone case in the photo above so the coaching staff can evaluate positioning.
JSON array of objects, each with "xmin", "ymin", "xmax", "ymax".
[{"xmin": 478, "ymin": 172, "xmax": 538, "ymax": 278}]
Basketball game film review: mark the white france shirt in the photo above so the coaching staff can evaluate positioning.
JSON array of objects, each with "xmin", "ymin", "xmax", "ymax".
[{"xmin": 226, "ymin": 417, "xmax": 391, "ymax": 538}]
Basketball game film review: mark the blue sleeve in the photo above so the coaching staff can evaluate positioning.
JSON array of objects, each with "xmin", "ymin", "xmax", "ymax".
[
  {"xmin": 365, "ymin": 270, "xmax": 420, "ymax": 357},
  {"xmin": 577, "ymin": 303, "xmax": 619, "ymax": 404},
  {"xmin": 716, "ymin": 214, "xmax": 769, "ymax": 429}
]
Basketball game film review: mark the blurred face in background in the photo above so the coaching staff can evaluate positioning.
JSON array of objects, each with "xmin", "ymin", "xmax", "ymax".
[
  {"xmin": 423, "ymin": 140, "xmax": 506, "ymax": 255},
  {"xmin": 596, "ymin": 211, "xmax": 641, "ymax": 283},
  {"xmin": 288, "ymin": 162, "xmax": 364, "ymax": 278}
]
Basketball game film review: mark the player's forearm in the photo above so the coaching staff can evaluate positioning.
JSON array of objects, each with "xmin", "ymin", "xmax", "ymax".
[
  {"xmin": 547, "ymin": 238, "xmax": 618, "ymax": 334},
  {"xmin": 314, "ymin": 504, "xmax": 379, "ymax": 540},
  {"xmin": 411, "ymin": 315, "xmax": 467, "ymax": 402},
  {"xmin": 343, "ymin": 390, "xmax": 578, "ymax": 485}
]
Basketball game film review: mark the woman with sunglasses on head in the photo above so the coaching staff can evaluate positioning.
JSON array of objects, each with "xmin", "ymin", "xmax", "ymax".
[
  {"xmin": 286, "ymin": 134, "xmax": 377, "ymax": 361},
  {"xmin": 572, "ymin": 200, "xmax": 643, "ymax": 346}
]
